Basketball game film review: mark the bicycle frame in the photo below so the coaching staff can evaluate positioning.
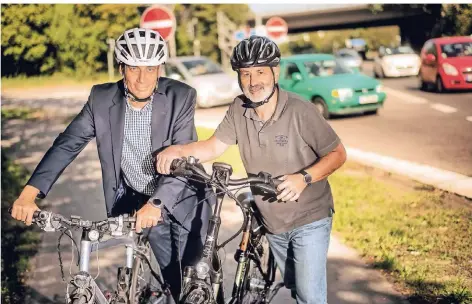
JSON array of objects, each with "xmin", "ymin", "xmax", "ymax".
[{"xmin": 227, "ymin": 194, "xmax": 280, "ymax": 304}]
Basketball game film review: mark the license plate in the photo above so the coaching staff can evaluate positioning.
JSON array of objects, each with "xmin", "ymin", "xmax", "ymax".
[{"xmin": 359, "ymin": 95, "xmax": 378, "ymax": 104}]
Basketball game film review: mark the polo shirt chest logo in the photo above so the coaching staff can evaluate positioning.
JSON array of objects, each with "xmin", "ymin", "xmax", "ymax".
[{"xmin": 274, "ymin": 135, "xmax": 288, "ymax": 147}]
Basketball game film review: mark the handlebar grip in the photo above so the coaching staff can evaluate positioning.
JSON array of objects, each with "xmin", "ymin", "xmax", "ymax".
[
  {"xmin": 170, "ymin": 159, "xmax": 182, "ymax": 171},
  {"xmin": 253, "ymin": 183, "xmax": 278, "ymax": 195},
  {"xmin": 273, "ymin": 179, "xmax": 282, "ymax": 187},
  {"xmin": 172, "ymin": 168, "xmax": 193, "ymax": 178}
]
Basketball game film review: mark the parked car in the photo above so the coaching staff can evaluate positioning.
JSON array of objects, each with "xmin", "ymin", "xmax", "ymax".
[
  {"xmin": 346, "ymin": 38, "xmax": 367, "ymax": 59},
  {"xmin": 279, "ymin": 54, "xmax": 386, "ymax": 119},
  {"xmin": 418, "ymin": 36, "xmax": 472, "ymax": 92},
  {"xmin": 374, "ymin": 45, "xmax": 420, "ymax": 78},
  {"xmin": 334, "ymin": 48, "xmax": 363, "ymax": 72},
  {"xmin": 164, "ymin": 56, "xmax": 240, "ymax": 108}
]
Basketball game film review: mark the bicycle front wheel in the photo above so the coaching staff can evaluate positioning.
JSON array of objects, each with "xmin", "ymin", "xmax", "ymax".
[{"xmin": 129, "ymin": 240, "xmax": 165, "ymax": 304}]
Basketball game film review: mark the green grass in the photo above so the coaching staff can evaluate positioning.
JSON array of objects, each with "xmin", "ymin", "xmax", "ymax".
[
  {"xmin": 193, "ymin": 127, "xmax": 472, "ymax": 303},
  {"xmin": 331, "ymin": 163, "xmax": 472, "ymax": 303},
  {"xmin": 1, "ymin": 107, "xmax": 39, "ymax": 120},
  {"xmin": 1, "ymin": 72, "xmax": 121, "ymax": 90},
  {"xmin": 1, "ymin": 152, "xmax": 41, "ymax": 303}
]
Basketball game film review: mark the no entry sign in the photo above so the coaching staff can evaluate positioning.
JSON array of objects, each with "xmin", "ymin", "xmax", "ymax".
[
  {"xmin": 266, "ymin": 17, "xmax": 288, "ymax": 40},
  {"xmin": 140, "ymin": 6, "xmax": 176, "ymax": 41}
]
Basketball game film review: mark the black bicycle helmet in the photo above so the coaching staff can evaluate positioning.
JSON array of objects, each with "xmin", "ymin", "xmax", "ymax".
[{"xmin": 231, "ymin": 36, "xmax": 281, "ymax": 71}]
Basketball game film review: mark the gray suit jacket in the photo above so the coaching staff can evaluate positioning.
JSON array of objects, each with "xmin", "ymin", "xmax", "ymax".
[{"xmin": 27, "ymin": 78, "xmax": 212, "ymax": 228}]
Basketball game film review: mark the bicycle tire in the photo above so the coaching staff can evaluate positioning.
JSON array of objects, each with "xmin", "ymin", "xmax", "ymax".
[
  {"xmin": 240, "ymin": 236, "xmax": 273, "ymax": 304},
  {"xmin": 129, "ymin": 240, "xmax": 164, "ymax": 304},
  {"xmin": 70, "ymin": 297, "xmax": 88, "ymax": 304}
]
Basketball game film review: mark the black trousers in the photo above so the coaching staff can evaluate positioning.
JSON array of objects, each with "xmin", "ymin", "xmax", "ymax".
[{"xmin": 111, "ymin": 184, "xmax": 204, "ymax": 302}]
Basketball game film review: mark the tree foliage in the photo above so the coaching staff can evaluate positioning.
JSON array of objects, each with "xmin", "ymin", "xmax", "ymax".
[{"xmin": 1, "ymin": 4, "xmax": 249, "ymax": 77}]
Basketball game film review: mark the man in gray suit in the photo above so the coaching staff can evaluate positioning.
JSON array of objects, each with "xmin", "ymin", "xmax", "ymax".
[{"xmin": 10, "ymin": 28, "xmax": 211, "ymax": 301}]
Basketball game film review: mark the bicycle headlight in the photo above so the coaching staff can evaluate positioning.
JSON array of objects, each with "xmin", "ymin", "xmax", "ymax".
[
  {"xmin": 88, "ymin": 230, "xmax": 100, "ymax": 241},
  {"xmin": 195, "ymin": 261, "xmax": 210, "ymax": 277}
]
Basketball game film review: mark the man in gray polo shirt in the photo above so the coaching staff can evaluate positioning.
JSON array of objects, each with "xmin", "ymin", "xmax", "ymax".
[{"xmin": 156, "ymin": 36, "xmax": 347, "ymax": 304}]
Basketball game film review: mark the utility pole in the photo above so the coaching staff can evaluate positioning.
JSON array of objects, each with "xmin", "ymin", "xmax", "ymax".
[
  {"xmin": 107, "ymin": 38, "xmax": 115, "ymax": 81},
  {"xmin": 217, "ymin": 11, "xmax": 237, "ymax": 71},
  {"xmin": 188, "ymin": 17, "xmax": 201, "ymax": 57}
]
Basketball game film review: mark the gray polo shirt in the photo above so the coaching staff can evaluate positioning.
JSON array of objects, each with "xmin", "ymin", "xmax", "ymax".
[{"xmin": 214, "ymin": 89, "xmax": 341, "ymax": 234}]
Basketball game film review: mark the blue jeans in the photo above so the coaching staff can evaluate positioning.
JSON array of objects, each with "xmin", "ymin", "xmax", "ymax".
[{"xmin": 266, "ymin": 216, "xmax": 333, "ymax": 304}]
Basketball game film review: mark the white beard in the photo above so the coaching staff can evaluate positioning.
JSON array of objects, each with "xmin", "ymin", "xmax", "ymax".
[{"xmin": 243, "ymin": 86, "xmax": 273, "ymax": 103}]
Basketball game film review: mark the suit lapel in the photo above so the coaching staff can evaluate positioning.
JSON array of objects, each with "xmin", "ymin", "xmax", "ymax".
[
  {"xmin": 110, "ymin": 85, "xmax": 126, "ymax": 185},
  {"xmin": 151, "ymin": 84, "xmax": 170, "ymax": 151}
]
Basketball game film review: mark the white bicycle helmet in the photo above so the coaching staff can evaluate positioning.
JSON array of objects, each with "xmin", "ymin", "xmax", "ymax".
[{"xmin": 115, "ymin": 28, "xmax": 168, "ymax": 66}]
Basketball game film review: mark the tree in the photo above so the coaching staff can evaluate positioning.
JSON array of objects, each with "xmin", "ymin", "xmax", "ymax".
[
  {"xmin": 1, "ymin": 4, "xmax": 56, "ymax": 76},
  {"xmin": 173, "ymin": 4, "xmax": 250, "ymax": 62},
  {"xmin": 1, "ymin": 4, "xmax": 251, "ymax": 77}
]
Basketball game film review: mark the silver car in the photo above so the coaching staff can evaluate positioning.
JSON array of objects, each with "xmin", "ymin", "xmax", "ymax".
[
  {"xmin": 334, "ymin": 48, "xmax": 363, "ymax": 71},
  {"xmin": 164, "ymin": 56, "xmax": 241, "ymax": 108}
]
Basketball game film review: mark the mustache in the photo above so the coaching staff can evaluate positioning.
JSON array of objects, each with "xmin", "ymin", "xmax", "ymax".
[{"xmin": 248, "ymin": 84, "xmax": 264, "ymax": 92}]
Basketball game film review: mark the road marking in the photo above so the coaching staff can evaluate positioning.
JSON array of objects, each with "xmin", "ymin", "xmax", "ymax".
[
  {"xmin": 430, "ymin": 103, "xmax": 458, "ymax": 114},
  {"xmin": 466, "ymin": 116, "xmax": 472, "ymax": 122},
  {"xmin": 383, "ymin": 87, "xmax": 429, "ymax": 104}
]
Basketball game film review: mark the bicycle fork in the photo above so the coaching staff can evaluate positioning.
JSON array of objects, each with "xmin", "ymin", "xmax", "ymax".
[
  {"xmin": 181, "ymin": 191, "xmax": 226, "ymax": 303},
  {"xmin": 67, "ymin": 229, "xmax": 136, "ymax": 304}
]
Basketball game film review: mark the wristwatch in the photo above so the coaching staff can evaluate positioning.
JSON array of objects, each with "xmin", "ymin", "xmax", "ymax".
[
  {"xmin": 150, "ymin": 198, "xmax": 163, "ymax": 209},
  {"xmin": 300, "ymin": 170, "xmax": 312, "ymax": 185}
]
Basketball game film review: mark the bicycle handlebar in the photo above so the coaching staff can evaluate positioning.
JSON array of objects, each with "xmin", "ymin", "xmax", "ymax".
[
  {"xmin": 170, "ymin": 157, "xmax": 282, "ymax": 195},
  {"xmin": 23, "ymin": 210, "xmax": 137, "ymax": 237}
]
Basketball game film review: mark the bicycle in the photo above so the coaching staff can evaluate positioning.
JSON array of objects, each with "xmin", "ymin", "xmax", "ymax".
[
  {"xmin": 170, "ymin": 156, "xmax": 284, "ymax": 304},
  {"xmin": 11, "ymin": 209, "xmax": 169, "ymax": 304}
]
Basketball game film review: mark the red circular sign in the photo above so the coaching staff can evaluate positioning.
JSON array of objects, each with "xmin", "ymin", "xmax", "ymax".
[
  {"xmin": 266, "ymin": 17, "xmax": 288, "ymax": 40},
  {"xmin": 140, "ymin": 6, "xmax": 176, "ymax": 41}
]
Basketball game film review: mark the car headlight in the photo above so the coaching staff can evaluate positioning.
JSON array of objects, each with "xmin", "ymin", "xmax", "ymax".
[
  {"xmin": 331, "ymin": 88, "xmax": 353, "ymax": 101},
  {"xmin": 376, "ymin": 84, "xmax": 383, "ymax": 93},
  {"xmin": 442, "ymin": 63, "xmax": 458, "ymax": 76}
]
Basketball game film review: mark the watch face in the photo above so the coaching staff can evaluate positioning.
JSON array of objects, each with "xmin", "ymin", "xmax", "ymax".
[
  {"xmin": 153, "ymin": 198, "xmax": 162, "ymax": 207},
  {"xmin": 304, "ymin": 174, "xmax": 312, "ymax": 184}
]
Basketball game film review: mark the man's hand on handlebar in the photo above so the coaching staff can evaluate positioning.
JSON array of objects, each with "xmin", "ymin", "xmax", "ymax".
[
  {"xmin": 156, "ymin": 145, "xmax": 185, "ymax": 175},
  {"xmin": 135, "ymin": 202, "xmax": 162, "ymax": 233},
  {"xmin": 276, "ymin": 174, "xmax": 307, "ymax": 202},
  {"xmin": 11, "ymin": 198, "xmax": 40, "ymax": 226}
]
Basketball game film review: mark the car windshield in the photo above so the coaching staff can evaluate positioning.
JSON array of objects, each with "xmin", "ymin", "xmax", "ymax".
[
  {"xmin": 181, "ymin": 58, "xmax": 223, "ymax": 76},
  {"xmin": 304, "ymin": 59, "xmax": 352, "ymax": 77},
  {"xmin": 384, "ymin": 46, "xmax": 415, "ymax": 55},
  {"xmin": 336, "ymin": 50, "xmax": 360, "ymax": 58},
  {"xmin": 440, "ymin": 42, "xmax": 472, "ymax": 58}
]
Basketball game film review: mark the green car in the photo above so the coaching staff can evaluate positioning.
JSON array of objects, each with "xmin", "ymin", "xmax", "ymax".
[{"xmin": 279, "ymin": 54, "xmax": 387, "ymax": 118}]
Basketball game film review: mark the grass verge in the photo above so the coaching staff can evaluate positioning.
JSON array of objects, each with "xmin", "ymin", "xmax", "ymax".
[
  {"xmin": 195, "ymin": 127, "xmax": 472, "ymax": 303},
  {"xmin": 331, "ymin": 163, "xmax": 472, "ymax": 304},
  {"xmin": 1, "ymin": 108, "xmax": 42, "ymax": 303},
  {"xmin": 1, "ymin": 72, "xmax": 121, "ymax": 90}
]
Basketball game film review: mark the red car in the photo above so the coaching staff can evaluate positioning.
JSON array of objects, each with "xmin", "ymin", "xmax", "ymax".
[{"xmin": 418, "ymin": 36, "xmax": 472, "ymax": 92}]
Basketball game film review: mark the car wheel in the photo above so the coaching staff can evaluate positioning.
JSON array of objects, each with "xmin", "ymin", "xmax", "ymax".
[
  {"xmin": 418, "ymin": 74, "xmax": 427, "ymax": 91},
  {"xmin": 436, "ymin": 75, "xmax": 446, "ymax": 93},
  {"xmin": 365, "ymin": 109, "xmax": 378, "ymax": 115},
  {"xmin": 313, "ymin": 97, "xmax": 330, "ymax": 119},
  {"xmin": 374, "ymin": 69, "xmax": 379, "ymax": 78}
]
